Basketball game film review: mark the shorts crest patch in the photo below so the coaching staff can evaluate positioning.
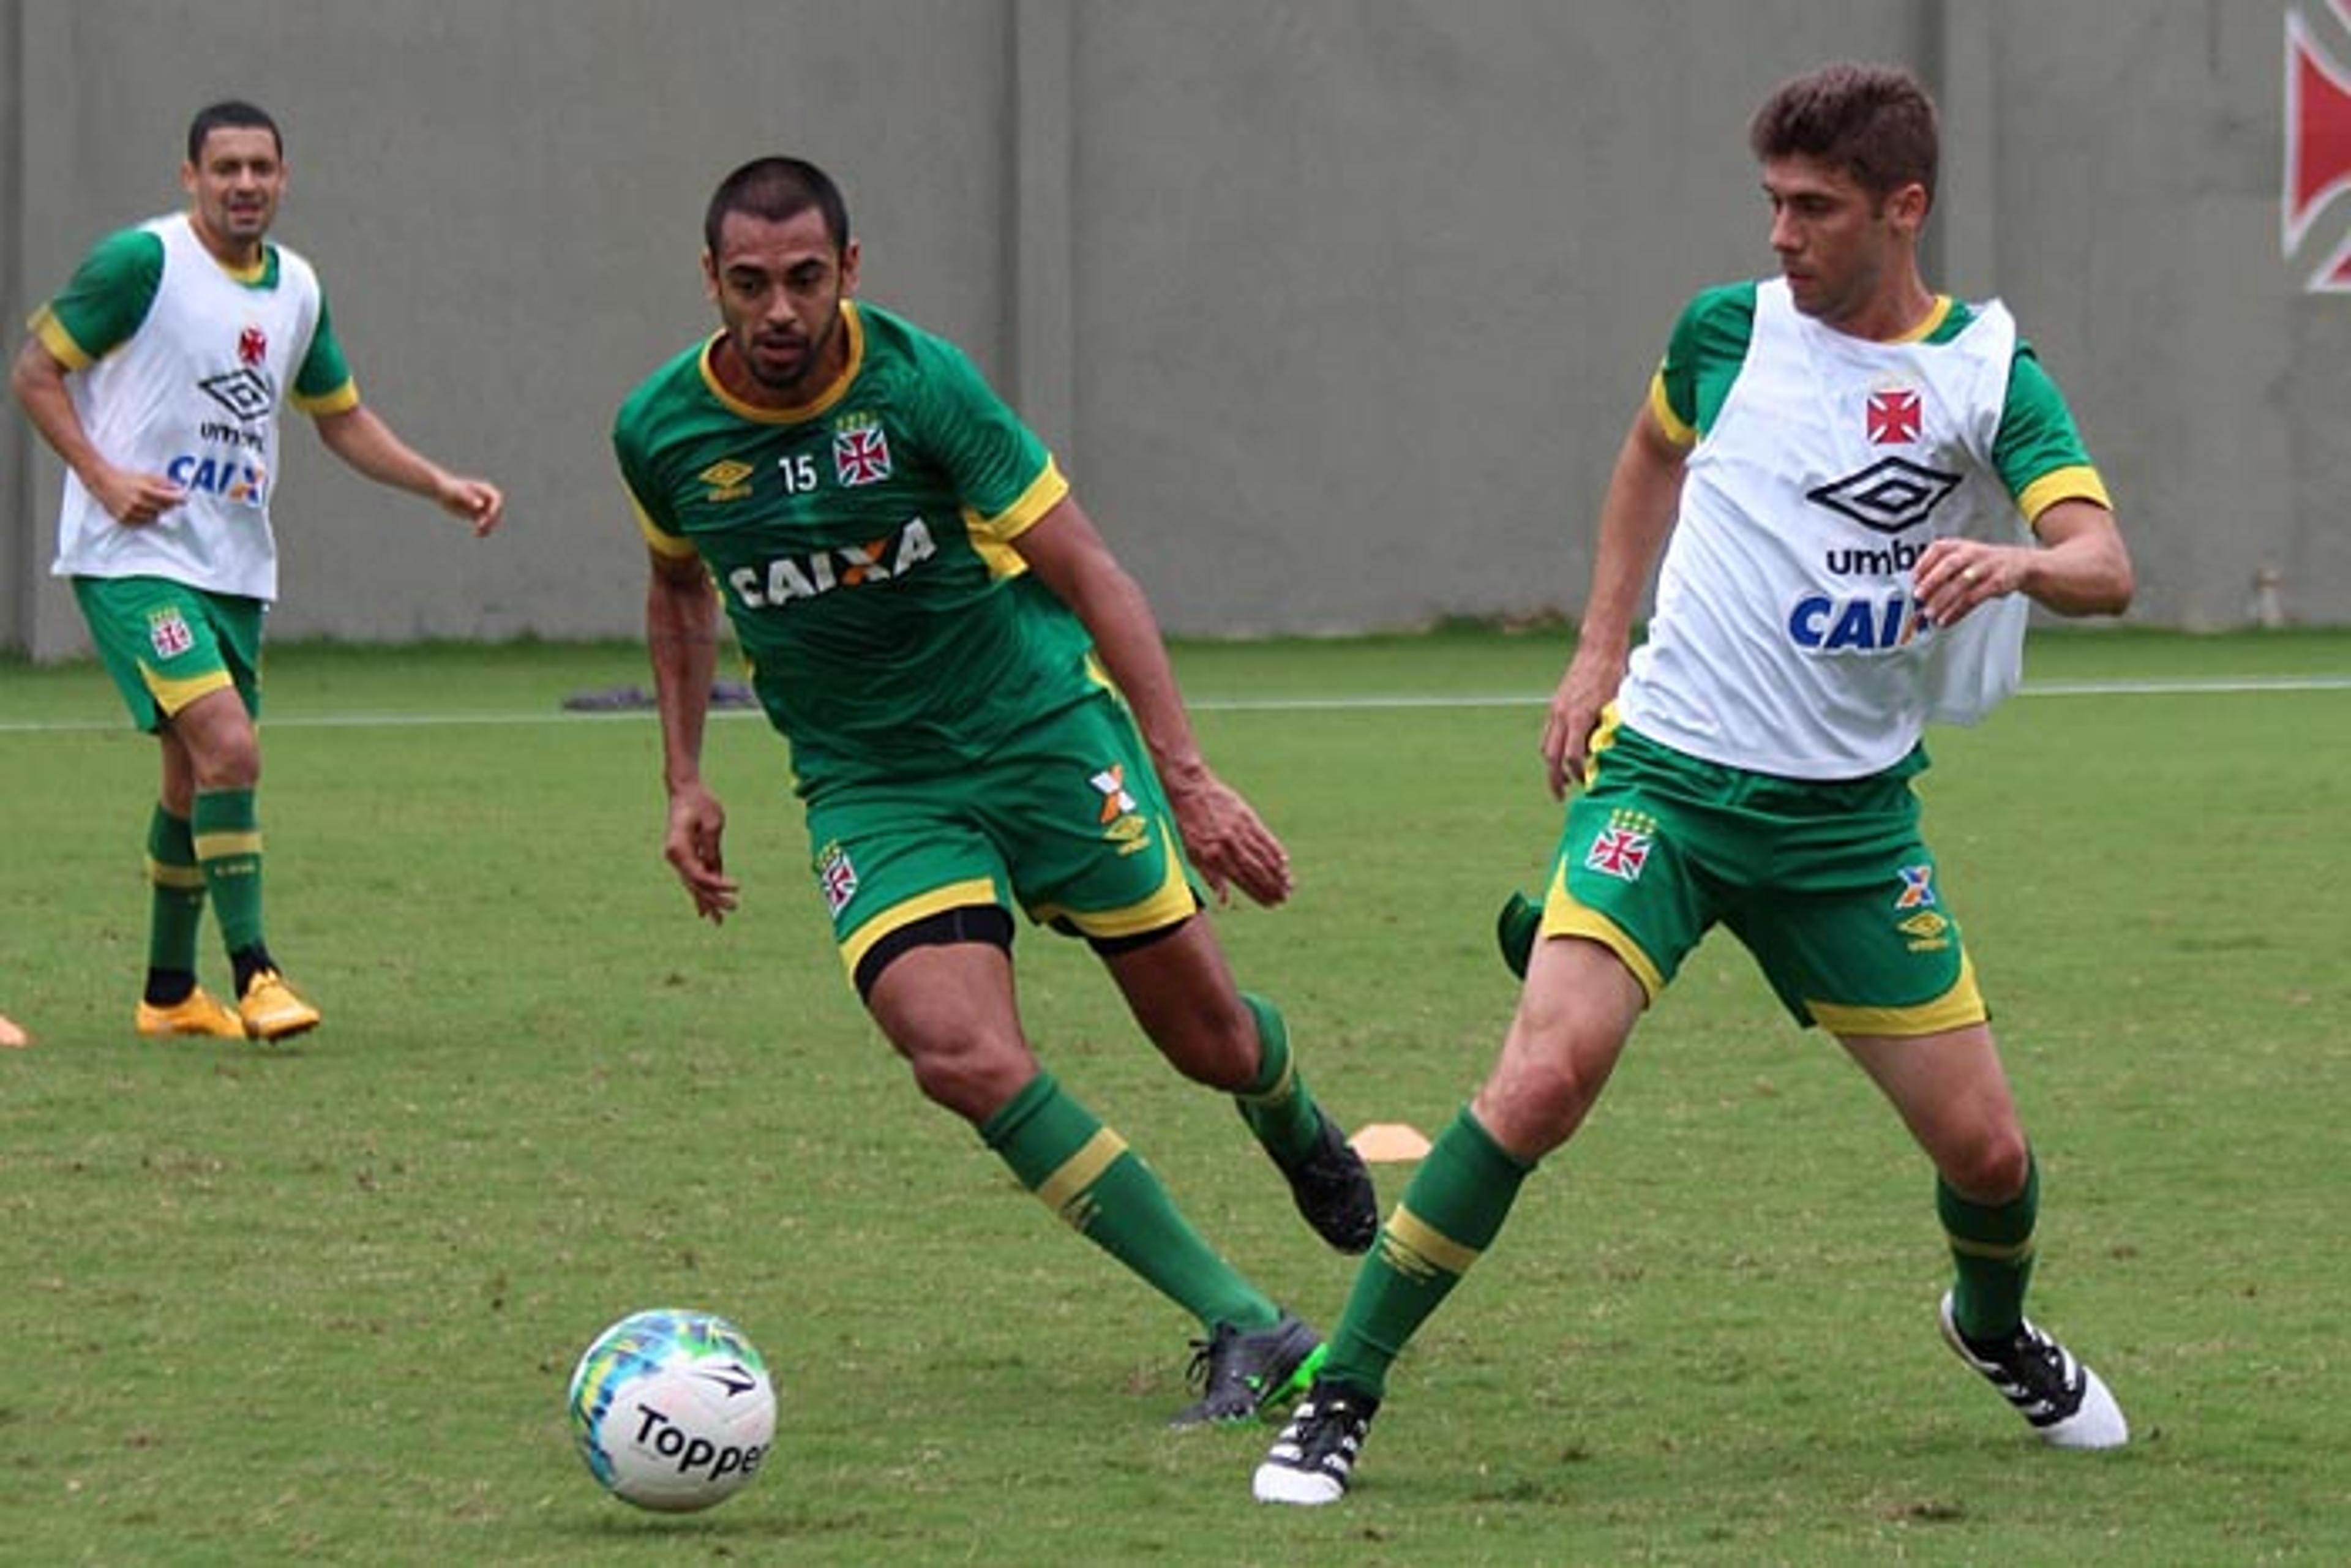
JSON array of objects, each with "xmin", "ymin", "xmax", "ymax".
[
  {"xmin": 1584, "ymin": 809, "xmax": 1657, "ymax": 883},
  {"xmin": 1895, "ymin": 864, "xmax": 1937, "ymax": 910},
  {"xmin": 816, "ymin": 840, "xmax": 860, "ymax": 917},
  {"xmin": 147, "ymin": 607, "xmax": 195, "ymax": 660}
]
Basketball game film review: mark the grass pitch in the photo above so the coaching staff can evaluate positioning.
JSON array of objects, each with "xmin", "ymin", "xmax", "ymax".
[{"xmin": 2, "ymin": 628, "xmax": 2347, "ymax": 1565}]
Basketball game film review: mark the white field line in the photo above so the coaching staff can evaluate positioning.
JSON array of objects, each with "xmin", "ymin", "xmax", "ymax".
[{"xmin": 0, "ymin": 672, "xmax": 2346, "ymax": 735}]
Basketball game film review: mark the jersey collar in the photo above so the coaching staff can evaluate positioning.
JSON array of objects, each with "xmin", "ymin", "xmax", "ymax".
[{"xmin": 698, "ymin": 301, "xmax": 866, "ymax": 424}]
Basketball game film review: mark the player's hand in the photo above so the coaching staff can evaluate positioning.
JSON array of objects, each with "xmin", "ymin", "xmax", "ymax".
[
  {"xmin": 93, "ymin": 465, "xmax": 186, "ymax": 527},
  {"xmin": 1167, "ymin": 771, "xmax": 1293, "ymax": 909},
  {"xmin": 663, "ymin": 781, "xmax": 740, "ymax": 924},
  {"xmin": 437, "ymin": 475, "xmax": 506, "ymax": 538},
  {"xmin": 1913, "ymin": 538, "xmax": 2013, "ymax": 627},
  {"xmin": 1542, "ymin": 647, "xmax": 1625, "ymax": 798}
]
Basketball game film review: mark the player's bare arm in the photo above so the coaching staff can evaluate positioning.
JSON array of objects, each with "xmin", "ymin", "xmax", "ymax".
[
  {"xmin": 1012, "ymin": 496, "xmax": 1294, "ymax": 909},
  {"xmin": 1547, "ymin": 405, "xmax": 1687, "ymax": 797},
  {"xmin": 646, "ymin": 549, "xmax": 737, "ymax": 923},
  {"xmin": 1913, "ymin": 498, "xmax": 2133, "ymax": 626},
  {"xmin": 312, "ymin": 402, "xmax": 505, "ymax": 536},
  {"xmin": 9, "ymin": 336, "xmax": 186, "ymax": 524}
]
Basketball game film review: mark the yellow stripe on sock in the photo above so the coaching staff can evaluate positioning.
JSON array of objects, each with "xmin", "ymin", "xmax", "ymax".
[
  {"xmin": 145, "ymin": 857, "xmax": 206, "ymax": 890},
  {"xmin": 1378, "ymin": 1207, "xmax": 1482, "ymax": 1281},
  {"xmin": 1237, "ymin": 1056, "xmax": 1296, "ymax": 1106},
  {"xmin": 193, "ymin": 831, "xmax": 263, "ymax": 860},
  {"xmin": 1948, "ymin": 1232, "xmax": 2038, "ymax": 1262},
  {"xmin": 1033, "ymin": 1128, "xmax": 1128, "ymax": 1224}
]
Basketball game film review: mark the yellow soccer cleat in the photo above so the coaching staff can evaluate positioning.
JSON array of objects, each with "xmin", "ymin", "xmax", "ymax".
[
  {"xmin": 238, "ymin": 970, "xmax": 321, "ymax": 1041},
  {"xmin": 135, "ymin": 987, "xmax": 249, "ymax": 1040}
]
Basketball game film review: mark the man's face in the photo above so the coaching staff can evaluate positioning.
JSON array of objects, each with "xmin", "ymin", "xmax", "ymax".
[
  {"xmin": 182, "ymin": 127, "xmax": 285, "ymax": 255},
  {"xmin": 1760, "ymin": 154, "xmax": 1920, "ymax": 329},
  {"xmin": 702, "ymin": 206, "xmax": 860, "ymax": 402}
]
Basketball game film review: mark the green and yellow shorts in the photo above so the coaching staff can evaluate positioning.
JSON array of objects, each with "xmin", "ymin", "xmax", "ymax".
[
  {"xmin": 72, "ymin": 576, "xmax": 263, "ymax": 733},
  {"xmin": 1537, "ymin": 717, "xmax": 1987, "ymax": 1037},
  {"xmin": 801, "ymin": 692, "xmax": 1203, "ymax": 997}
]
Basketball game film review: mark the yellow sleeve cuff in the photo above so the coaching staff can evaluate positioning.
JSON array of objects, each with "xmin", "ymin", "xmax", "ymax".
[
  {"xmin": 630, "ymin": 493, "xmax": 699, "ymax": 558},
  {"xmin": 972, "ymin": 459, "xmax": 1072, "ymax": 546},
  {"xmin": 1648, "ymin": 370, "xmax": 1696, "ymax": 448},
  {"xmin": 2017, "ymin": 465, "xmax": 2112, "ymax": 532},
  {"xmin": 293, "ymin": 379, "xmax": 361, "ymax": 416},
  {"xmin": 29, "ymin": 307, "xmax": 95, "ymax": 371}
]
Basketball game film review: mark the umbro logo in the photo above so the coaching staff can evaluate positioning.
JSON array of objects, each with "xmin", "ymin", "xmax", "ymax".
[
  {"xmin": 1806, "ymin": 456, "xmax": 1961, "ymax": 536},
  {"xmin": 197, "ymin": 367, "xmax": 274, "ymax": 421},
  {"xmin": 697, "ymin": 458, "xmax": 755, "ymax": 503}
]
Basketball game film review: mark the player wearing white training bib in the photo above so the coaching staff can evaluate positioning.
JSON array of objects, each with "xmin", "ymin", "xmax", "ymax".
[
  {"xmin": 41, "ymin": 210, "xmax": 350, "ymax": 601},
  {"xmin": 10, "ymin": 100, "xmax": 504, "ymax": 1046},
  {"xmin": 1258, "ymin": 62, "xmax": 2136, "ymax": 1511},
  {"xmin": 1625, "ymin": 276, "xmax": 2107, "ymax": 777}
]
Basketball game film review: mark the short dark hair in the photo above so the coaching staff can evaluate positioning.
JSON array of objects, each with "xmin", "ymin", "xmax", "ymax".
[
  {"xmin": 703, "ymin": 157, "xmax": 850, "ymax": 259},
  {"xmin": 186, "ymin": 100, "xmax": 282, "ymax": 165},
  {"xmin": 1749, "ymin": 62, "xmax": 1938, "ymax": 209}
]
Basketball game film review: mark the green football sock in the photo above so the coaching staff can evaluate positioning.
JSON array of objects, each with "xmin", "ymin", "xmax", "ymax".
[
  {"xmin": 1232, "ymin": 991, "xmax": 1324, "ymax": 1166},
  {"xmin": 1940, "ymin": 1152, "xmax": 2040, "ymax": 1341},
  {"xmin": 145, "ymin": 805, "xmax": 207, "ymax": 979},
  {"xmin": 1323, "ymin": 1105, "xmax": 1534, "ymax": 1397},
  {"xmin": 982, "ymin": 1070, "xmax": 1278, "ymax": 1334},
  {"xmin": 192, "ymin": 789, "xmax": 265, "ymax": 957}
]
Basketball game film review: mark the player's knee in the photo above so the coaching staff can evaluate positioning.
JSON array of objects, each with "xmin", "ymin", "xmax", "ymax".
[
  {"xmin": 1941, "ymin": 1125, "xmax": 2031, "ymax": 1204},
  {"xmin": 1158, "ymin": 1003, "xmax": 1259, "ymax": 1090},
  {"xmin": 902, "ymin": 1032, "xmax": 1033, "ymax": 1124},
  {"xmin": 187, "ymin": 727, "xmax": 261, "ymax": 789},
  {"xmin": 1474, "ymin": 1056, "xmax": 1598, "ymax": 1160}
]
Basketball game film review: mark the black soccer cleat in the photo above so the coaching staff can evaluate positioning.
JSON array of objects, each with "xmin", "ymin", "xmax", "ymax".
[
  {"xmin": 1253, "ymin": 1378, "xmax": 1382, "ymax": 1504},
  {"xmin": 1168, "ymin": 1313, "xmax": 1325, "ymax": 1427},
  {"xmin": 1938, "ymin": 1291, "xmax": 2128, "ymax": 1449},
  {"xmin": 1266, "ymin": 1108, "xmax": 1379, "ymax": 1255}
]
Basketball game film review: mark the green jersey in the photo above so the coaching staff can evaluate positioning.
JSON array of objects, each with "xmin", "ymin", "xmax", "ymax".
[{"xmin": 614, "ymin": 302, "xmax": 1092, "ymax": 790}]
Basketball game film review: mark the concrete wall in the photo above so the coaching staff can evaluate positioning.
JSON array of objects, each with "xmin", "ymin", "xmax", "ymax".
[{"xmin": 5, "ymin": 0, "xmax": 2346, "ymax": 656}]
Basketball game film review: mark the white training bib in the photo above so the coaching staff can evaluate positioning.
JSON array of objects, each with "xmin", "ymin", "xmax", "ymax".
[
  {"xmin": 1620, "ymin": 279, "xmax": 2028, "ymax": 779},
  {"xmin": 51, "ymin": 214, "xmax": 326, "ymax": 602}
]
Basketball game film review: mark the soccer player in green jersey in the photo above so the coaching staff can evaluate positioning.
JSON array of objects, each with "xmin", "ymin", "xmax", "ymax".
[
  {"xmin": 615, "ymin": 157, "xmax": 1377, "ymax": 1427},
  {"xmin": 10, "ymin": 101, "xmax": 504, "ymax": 1043},
  {"xmin": 1256, "ymin": 62, "xmax": 2137, "ymax": 1505}
]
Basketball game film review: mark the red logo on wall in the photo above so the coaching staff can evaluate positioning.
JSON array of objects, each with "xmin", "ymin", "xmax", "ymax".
[{"xmin": 2285, "ymin": 4, "xmax": 2351, "ymax": 292}]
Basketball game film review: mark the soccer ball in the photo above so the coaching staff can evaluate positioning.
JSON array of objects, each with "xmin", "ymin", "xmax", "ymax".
[{"xmin": 566, "ymin": 1308, "xmax": 776, "ymax": 1513}]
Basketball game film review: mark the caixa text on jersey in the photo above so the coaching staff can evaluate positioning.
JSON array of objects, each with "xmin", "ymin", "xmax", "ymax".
[{"xmin": 724, "ymin": 517, "xmax": 939, "ymax": 609}]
